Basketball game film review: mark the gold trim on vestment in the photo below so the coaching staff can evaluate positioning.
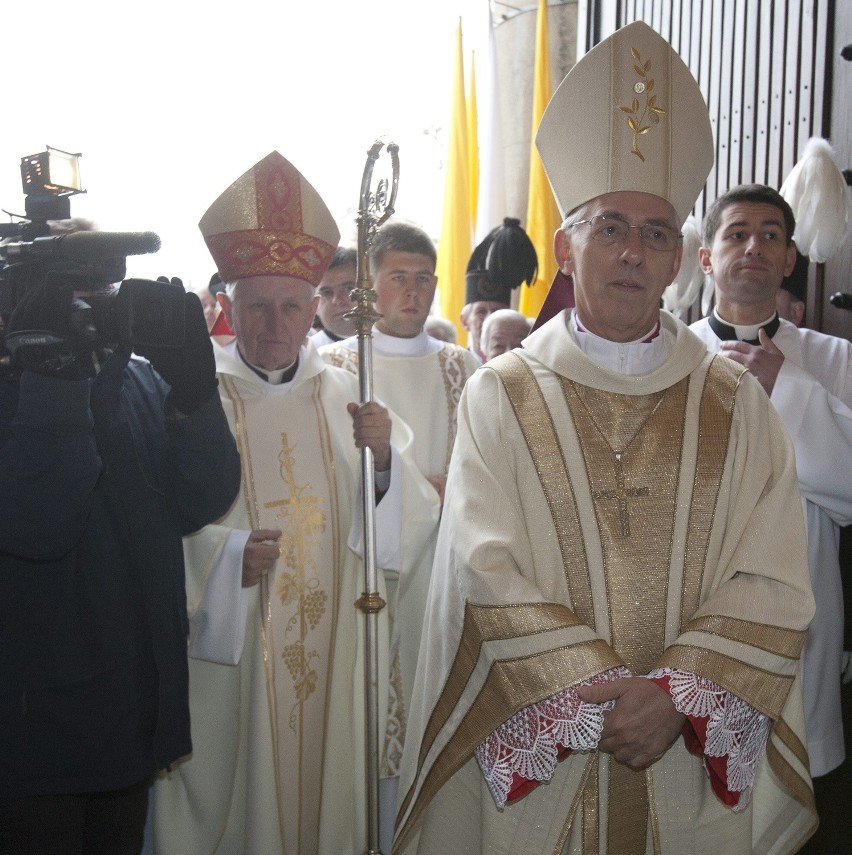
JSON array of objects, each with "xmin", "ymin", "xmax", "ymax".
[
  {"xmin": 382, "ymin": 649, "xmax": 406, "ymax": 778},
  {"xmin": 580, "ymin": 757, "xmax": 600, "ymax": 854},
  {"xmin": 658, "ymin": 644, "xmax": 796, "ymax": 718},
  {"xmin": 646, "ymin": 767, "xmax": 662, "ymax": 853},
  {"xmin": 490, "ymin": 353, "xmax": 595, "ymax": 627},
  {"xmin": 683, "ymin": 614, "xmax": 805, "ymax": 660},
  {"xmin": 311, "ymin": 376, "xmax": 343, "ymax": 839},
  {"xmin": 680, "ymin": 355, "xmax": 743, "ymax": 626},
  {"xmin": 562, "ymin": 376, "xmax": 688, "ymax": 675},
  {"xmin": 437, "ymin": 344, "xmax": 473, "ymax": 472},
  {"xmin": 220, "ymin": 374, "xmax": 289, "ymax": 841},
  {"xmin": 765, "ymin": 738, "xmax": 816, "ymax": 813},
  {"xmin": 320, "ymin": 344, "xmax": 357, "ymax": 374},
  {"xmin": 607, "ymin": 760, "xmax": 649, "ymax": 853},
  {"xmin": 397, "ymin": 599, "xmax": 622, "ymax": 831},
  {"xmin": 772, "ymin": 715, "xmax": 810, "ymax": 773},
  {"xmin": 397, "ymin": 636, "xmax": 621, "ymax": 842},
  {"xmin": 218, "ymin": 372, "xmax": 343, "ymax": 851},
  {"xmin": 417, "ymin": 601, "xmax": 591, "ymax": 770},
  {"xmin": 219, "ymin": 374, "xmax": 261, "ymax": 529},
  {"xmin": 561, "ymin": 373, "xmax": 690, "ymax": 852}
]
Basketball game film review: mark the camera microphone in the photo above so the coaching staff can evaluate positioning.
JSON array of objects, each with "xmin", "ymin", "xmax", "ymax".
[{"xmin": 1, "ymin": 231, "xmax": 162, "ymax": 262}]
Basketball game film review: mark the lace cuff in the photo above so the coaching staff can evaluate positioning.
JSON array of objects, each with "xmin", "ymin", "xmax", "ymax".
[
  {"xmin": 473, "ymin": 666, "xmax": 630, "ymax": 807},
  {"xmin": 648, "ymin": 667, "xmax": 771, "ymax": 811},
  {"xmin": 474, "ymin": 666, "xmax": 770, "ymax": 812}
]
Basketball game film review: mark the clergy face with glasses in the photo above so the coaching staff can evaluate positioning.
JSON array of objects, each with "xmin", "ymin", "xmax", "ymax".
[{"xmin": 554, "ymin": 190, "xmax": 683, "ymax": 343}]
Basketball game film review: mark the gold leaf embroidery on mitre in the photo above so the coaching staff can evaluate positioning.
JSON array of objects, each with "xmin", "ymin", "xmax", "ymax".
[
  {"xmin": 618, "ymin": 46, "xmax": 667, "ymax": 162},
  {"xmin": 263, "ymin": 432, "xmax": 328, "ymax": 728}
]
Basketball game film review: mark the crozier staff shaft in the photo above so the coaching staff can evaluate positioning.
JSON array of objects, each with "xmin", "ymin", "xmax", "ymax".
[{"xmin": 347, "ymin": 139, "xmax": 398, "ymax": 855}]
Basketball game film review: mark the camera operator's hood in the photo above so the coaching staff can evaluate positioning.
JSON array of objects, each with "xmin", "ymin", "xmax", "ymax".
[{"xmin": 199, "ymin": 151, "xmax": 340, "ymax": 287}]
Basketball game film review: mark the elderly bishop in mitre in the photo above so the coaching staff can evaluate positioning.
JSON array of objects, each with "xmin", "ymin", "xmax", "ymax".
[{"xmin": 150, "ymin": 151, "xmax": 439, "ymax": 855}]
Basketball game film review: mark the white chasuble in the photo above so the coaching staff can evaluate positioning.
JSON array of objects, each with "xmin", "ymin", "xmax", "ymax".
[
  {"xmin": 396, "ymin": 311, "xmax": 816, "ymax": 855},
  {"xmin": 239, "ymin": 384, "xmax": 347, "ymax": 855},
  {"xmin": 151, "ymin": 340, "xmax": 439, "ymax": 855}
]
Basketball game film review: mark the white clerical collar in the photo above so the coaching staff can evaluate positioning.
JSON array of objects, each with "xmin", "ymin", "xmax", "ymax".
[
  {"xmin": 372, "ymin": 327, "xmax": 442, "ymax": 356},
  {"xmin": 570, "ymin": 309, "xmax": 669, "ymax": 375},
  {"xmin": 712, "ymin": 308, "xmax": 776, "ymax": 342},
  {"xmin": 227, "ymin": 340, "xmax": 298, "ymax": 385}
]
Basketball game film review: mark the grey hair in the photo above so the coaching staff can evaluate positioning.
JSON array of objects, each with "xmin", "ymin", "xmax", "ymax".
[
  {"xmin": 480, "ymin": 308, "xmax": 531, "ymax": 347},
  {"xmin": 560, "ymin": 200, "xmax": 683, "ymax": 235},
  {"xmin": 560, "ymin": 207, "xmax": 588, "ymax": 233},
  {"xmin": 224, "ymin": 278, "xmax": 315, "ymax": 300}
]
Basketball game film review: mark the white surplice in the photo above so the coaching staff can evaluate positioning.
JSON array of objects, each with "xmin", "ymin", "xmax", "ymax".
[{"xmin": 692, "ymin": 314, "xmax": 852, "ymax": 777}]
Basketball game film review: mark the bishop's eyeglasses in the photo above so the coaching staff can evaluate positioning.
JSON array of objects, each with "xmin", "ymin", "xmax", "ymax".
[{"xmin": 567, "ymin": 215, "xmax": 682, "ymax": 251}]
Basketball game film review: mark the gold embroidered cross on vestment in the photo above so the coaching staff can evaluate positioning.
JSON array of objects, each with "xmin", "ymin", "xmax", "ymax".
[
  {"xmin": 591, "ymin": 452, "xmax": 650, "ymax": 536},
  {"xmin": 568, "ymin": 383, "xmax": 667, "ymax": 537}
]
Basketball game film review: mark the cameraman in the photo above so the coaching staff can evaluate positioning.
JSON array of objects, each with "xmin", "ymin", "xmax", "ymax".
[{"xmin": 0, "ymin": 234, "xmax": 241, "ymax": 854}]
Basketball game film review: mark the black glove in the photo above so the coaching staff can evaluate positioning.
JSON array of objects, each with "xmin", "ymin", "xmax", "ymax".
[
  {"xmin": 135, "ymin": 290, "xmax": 218, "ymax": 414},
  {"xmin": 5, "ymin": 282, "xmax": 98, "ymax": 379}
]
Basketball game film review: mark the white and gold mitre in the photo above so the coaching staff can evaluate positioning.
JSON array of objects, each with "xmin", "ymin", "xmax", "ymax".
[
  {"xmin": 199, "ymin": 151, "xmax": 340, "ymax": 286},
  {"xmin": 536, "ymin": 21, "xmax": 714, "ymax": 222}
]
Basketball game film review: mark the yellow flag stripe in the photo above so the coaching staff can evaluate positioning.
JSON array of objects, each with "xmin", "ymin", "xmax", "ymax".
[
  {"xmin": 437, "ymin": 20, "xmax": 473, "ymax": 340},
  {"xmin": 519, "ymin": 0, "xmax": 562, "ymax": 319}
]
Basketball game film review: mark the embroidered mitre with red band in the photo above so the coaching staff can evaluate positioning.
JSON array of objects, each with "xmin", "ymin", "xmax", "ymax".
[{"xmin": 199, "ymin": 151, "xmax": 340, "ymax": 286}]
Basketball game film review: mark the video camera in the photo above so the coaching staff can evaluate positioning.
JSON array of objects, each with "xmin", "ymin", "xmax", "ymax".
[{"xmin": 0, "ymin": 147, "xmax": 186, "ymax": 377}]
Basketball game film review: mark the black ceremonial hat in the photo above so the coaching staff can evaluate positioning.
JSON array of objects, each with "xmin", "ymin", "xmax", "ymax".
[{"xmin": 465, "ymin": 218, "xmax": 538, "ymax": 305}]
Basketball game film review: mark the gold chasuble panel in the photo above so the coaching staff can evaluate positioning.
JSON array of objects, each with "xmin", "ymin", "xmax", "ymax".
[
  {"xmin": 562, "ymin": 378, "xmax": 687, "ymax": 675},
  {"xmin": 488, "ymin": 353, "xmax": 741, "ymax": 855},
  {"xmin": 563, "ymin": 377, "xmax": 688, "ymax": 855}
]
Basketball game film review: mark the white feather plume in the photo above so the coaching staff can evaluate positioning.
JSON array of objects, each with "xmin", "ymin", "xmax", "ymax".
[
  {"xmin": 780, "ymin": 138, "xmax": 851, "ymax": 263},
  {"xmin": 663, "ymin": 215, "xmax": 704, "ymax": 316}
]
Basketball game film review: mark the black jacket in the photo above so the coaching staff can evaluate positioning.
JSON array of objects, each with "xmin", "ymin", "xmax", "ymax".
[{"xmin": 0, "ymin": 348, "xmax": 241, "ymax": 796}]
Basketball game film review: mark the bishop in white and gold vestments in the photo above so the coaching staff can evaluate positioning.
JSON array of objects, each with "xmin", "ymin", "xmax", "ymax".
[
  {"xmin": 154, "ymin": 336, "xmax": 437, "ymax": 855},
  {"xmin": 395, "ymin": 311, "xmax": 815, "ymax": 854},
  {"xmin": 395, "ymin": 21, "xmax": 816, "ymax": 855},
  {"xmin": 151, "ymin": 151, "xmax": 439, "ymax": 855}
]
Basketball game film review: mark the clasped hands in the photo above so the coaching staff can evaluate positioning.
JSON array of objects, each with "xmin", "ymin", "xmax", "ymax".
[{"xmin": 576, "ymin": 676, "xmax": 686, "ymax": 770}]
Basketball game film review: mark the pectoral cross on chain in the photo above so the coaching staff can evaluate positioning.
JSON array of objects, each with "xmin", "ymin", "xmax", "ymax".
[{"xmin": 591, "ymin": 451, "xmax": 649, "ymax": 537}]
